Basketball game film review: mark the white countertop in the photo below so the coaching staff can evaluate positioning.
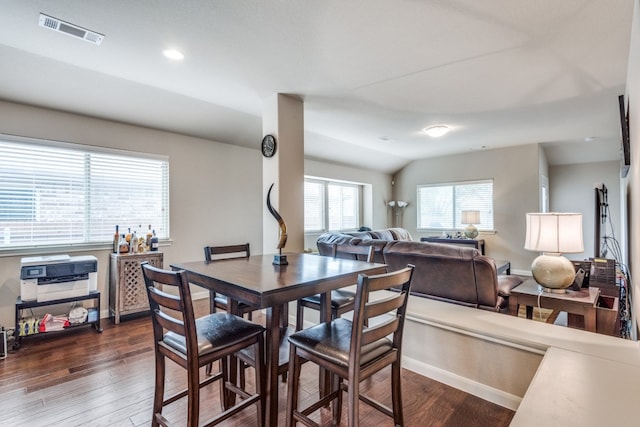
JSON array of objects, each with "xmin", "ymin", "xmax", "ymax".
[
  {"xmin": 511, "ymin": 347, "xmax": 640, "ymax": 426},
  {"xmin": 400, "ymin": 294, "xmax": 640, "ymax": 426}
]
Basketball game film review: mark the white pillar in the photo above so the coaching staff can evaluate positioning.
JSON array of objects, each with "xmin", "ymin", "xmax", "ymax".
[{"xmin": 262, "ymin": 94, "xmax": 304, "ymax": 255}]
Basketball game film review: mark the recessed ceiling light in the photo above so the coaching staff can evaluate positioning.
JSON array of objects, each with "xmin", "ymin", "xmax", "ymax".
[
  {"xmin": 423, "ymin": 125, "xmax": 450, "ymax": 137},
  {"xmin": 162, "ymin": 49, "xmax": 184, "ymax": 61}
]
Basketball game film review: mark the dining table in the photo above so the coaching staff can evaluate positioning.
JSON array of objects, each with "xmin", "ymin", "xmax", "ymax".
[{"xmin": 171, "ymin": 252, "xmax": 387, "ymax": 426}]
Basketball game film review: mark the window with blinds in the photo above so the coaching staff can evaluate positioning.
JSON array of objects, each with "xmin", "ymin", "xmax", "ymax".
[
  {"xmin": 417, "ymin": 180, "xmax": 493, "ymax": 231},
  {"xmin": 0, "ymin": 135, "xmax": 169, "ymax": 249},
  {"xmin": 304, "ymin": 178, "xmax": 360, "ymax": 232}
]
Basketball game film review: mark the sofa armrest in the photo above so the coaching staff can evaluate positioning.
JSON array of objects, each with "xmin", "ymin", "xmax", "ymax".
[{"xmin": 497, "ymin": 275, "xmax": 523, "ymax": 297}]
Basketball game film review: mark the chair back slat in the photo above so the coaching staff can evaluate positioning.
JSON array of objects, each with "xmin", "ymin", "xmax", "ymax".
[
  {"xmin": 332, "ymin": 243, "xmax": 375, "ymax": 262},
  {"xmin": 204, "ymin": 243, "xmax": 250, "ymax": 262},
  {"xmin": 364, "ymin": 293, "xmax": 406, "ymax": 319},
  {"xmin": 155, "ymin": 309, "xmax": 186, "ymax": 336},
  {"xmin": 142, "ymin": 262, "xmax": 198, "ymax": 357},
  {"xmin": 350, "ymin": 265, "xmax": 414, "ymax": 364},
  {"xmin": 147, "ymin": 285, "xmax": 183, "ymax": 312},
  {"xmin": 361, "ymin": 317, "xmax": 399, "ymax": 346}
]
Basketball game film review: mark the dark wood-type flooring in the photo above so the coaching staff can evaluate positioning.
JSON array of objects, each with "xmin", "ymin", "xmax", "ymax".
[{"xmin": 0, "ymin": 300, "xmax": 514, "ymax": 426}]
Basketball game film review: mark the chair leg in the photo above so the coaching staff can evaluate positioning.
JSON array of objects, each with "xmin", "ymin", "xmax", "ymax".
[
  {"xmin": 152, "ymin": 351, "xmax": 165, "ymax": 427},
  {"xmin": 239, "ymin": 360, "xmax": 246, "ymax": 389},
  {"xmin": 187, "ymin": 364, "xmax": 200, "ymax": 427},
  {"xmin": 332, "ymin": 374, "xmax": 343, "ymax": 425},
  {"xmin": 295, "ymin": 301, "xmax": 304, "ymax": 331},
  {"xmin": 285, "ymin": 349, "xmax": 302, "ymax": 427},
  {"xmin": 206, "ymin": 290, "xmax": 217, "ymax": 376},
  {"xmin": 255, "ymin": 336, "xmax": 266, "ymax": 427},
  {"xmin": 347, "ymin": 373, "xmax": 360, "ymax": 427},
  {"xmin": 209, "ymin": 290, "xmax": 216, "ymax": 314},
  {"xmin": 391, "ymin": 360, "xmax": 404, "ymax": 426}
]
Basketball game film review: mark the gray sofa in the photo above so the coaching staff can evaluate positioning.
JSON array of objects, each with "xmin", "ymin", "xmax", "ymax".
[{"xmin": 316, "ymin": 228, "xmax": 522, "ymax": 312}]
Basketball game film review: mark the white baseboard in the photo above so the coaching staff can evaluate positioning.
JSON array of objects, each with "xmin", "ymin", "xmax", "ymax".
[{"xmin": 402, "ymin": 356, "xmax": 521, "ymax": 411}]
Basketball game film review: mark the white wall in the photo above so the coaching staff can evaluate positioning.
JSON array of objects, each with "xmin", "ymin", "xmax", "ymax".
[
  {"xmin": 392, "ymin": 144, "xmax": 541, "ymax": 273},
  {"xmin": 0, "ymin": 100, "xmax": 264, "ymax": 328},
  {"xmin": 549, "ymin": 161, "xmax": 621, "ymax": 261}
]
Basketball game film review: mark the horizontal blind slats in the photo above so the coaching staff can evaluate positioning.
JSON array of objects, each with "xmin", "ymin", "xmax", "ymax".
[{"xmin": 0, "ymin": 137, "xmax": 169, "ymax": 248}]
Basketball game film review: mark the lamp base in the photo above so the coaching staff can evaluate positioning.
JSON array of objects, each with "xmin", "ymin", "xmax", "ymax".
[
  {"xmin": 531, "ymin": 253, "xmax": 575, "ymax": 291},
  {"xmin": 463, "ymin": 224, "xmax": 478, "ymax": 239}
]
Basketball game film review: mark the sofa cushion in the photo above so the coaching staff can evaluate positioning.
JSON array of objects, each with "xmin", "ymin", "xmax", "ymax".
[
  {"xmin": 388, "ymin": 227, "xmax": 413, "ymax": 241},
  {"xmin": 346, "ymin": 231, "xmax": 374, "ymax": 239},
  {"xmin": 369, "ymin": 229, "xmax": 395, "ymax": 240},
  {"xmin": 316, "ymin": 233, "xmax": 362, "ymax": 256}
]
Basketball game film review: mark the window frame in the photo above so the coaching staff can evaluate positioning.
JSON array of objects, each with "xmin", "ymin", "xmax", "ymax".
[
  {"xmin": 416, "ymin": 179, "xmax": 494, "ymax": 232},
  {"xmin": 0, "ymin": 134, "xmax": 170, "ymax": 254},
  {"xmin": 304, "ymin": 177, "xmax": 362, "ymax": 233}
]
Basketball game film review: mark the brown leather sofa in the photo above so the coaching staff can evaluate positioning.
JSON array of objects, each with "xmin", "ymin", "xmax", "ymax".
[{"xmin": 316, "ymin": 229, "xmax": 522, "ymax": 312}]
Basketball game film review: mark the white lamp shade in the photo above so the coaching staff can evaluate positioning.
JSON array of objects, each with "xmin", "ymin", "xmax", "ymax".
[
  {"xmin": 461, "ymin": 210, "xmax": 481, "ymax": 225},
  {"xmin": 524, "ymin": 213, "xmax": 584, "ymax": 254}
]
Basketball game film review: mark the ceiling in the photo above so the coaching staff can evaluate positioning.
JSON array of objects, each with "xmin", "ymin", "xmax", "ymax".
[{"xmin": 0, "ymin": 1, "xmax": 634, "ymax": 174}]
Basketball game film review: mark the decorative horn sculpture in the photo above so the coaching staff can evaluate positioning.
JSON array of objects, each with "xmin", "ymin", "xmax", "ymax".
[{"xmin": 267, "ymin": 183, "xmax": 288, "ymax": 265}]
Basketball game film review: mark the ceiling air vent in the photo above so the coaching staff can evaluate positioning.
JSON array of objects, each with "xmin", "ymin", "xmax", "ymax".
[{"xmin": 38, "ymin": 13, "xmax": 104, "ymax": 45}]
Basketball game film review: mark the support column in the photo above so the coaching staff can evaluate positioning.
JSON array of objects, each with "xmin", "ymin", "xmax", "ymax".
[{"xmin": 262, "ymin": 94, "xmax": 304, "ymax": 255}]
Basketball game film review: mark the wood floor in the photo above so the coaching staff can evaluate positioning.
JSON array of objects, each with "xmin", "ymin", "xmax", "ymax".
[{"xmin": 0, "ymin": 300, "xmax": 514, "ymax": 426}]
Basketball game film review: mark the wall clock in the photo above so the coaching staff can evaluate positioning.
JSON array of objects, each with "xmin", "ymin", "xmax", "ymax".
[{"xmin": 261, "ymin": 134, "xmax": 277, "ymax": 158}]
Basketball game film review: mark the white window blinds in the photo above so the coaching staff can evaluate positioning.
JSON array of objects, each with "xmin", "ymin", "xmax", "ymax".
[
  {"xmin": 304, "ymin": 180, "xmax": 325, "ymax": 233},
  {"xmin": 417, "ymin": 180, "xmax": 493, "ymax": 230},
  {"xmin": 0, "ymin": 135, "xmax": 169, "ymax": 249},
  {"xmin": 328, "ymin": 182, "xmax": 358, "ymax": 231},
  {"xmin": 304, "ymin": 178, "xmax": 360, "ymax": 232}
]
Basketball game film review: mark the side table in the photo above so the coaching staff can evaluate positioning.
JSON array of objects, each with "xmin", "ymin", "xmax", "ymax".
[
  {"xmin": 109, "ymin": 252, "xmax": 163, "ymax": 323},
  {"xmin": 509, "ymin": 279, "xmax": 600, "ymax": 332},
  {"xmin": 495, "ymin": 260, "xmax": 511, "ymax": 275},
  {"xmin": 420, "ymin": 237, "xmax": 485, "ymax": 255}
]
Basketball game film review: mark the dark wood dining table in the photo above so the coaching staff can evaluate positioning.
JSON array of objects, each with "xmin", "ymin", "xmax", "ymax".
[{"xmin": 171, "ymin": 252, "xmax": 387, "ymax": 426}]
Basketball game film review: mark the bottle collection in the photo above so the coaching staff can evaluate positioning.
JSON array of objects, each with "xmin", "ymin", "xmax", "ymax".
[{"xmin": 113, "ymin": 224, "xmax": 158, "ymax": 254}]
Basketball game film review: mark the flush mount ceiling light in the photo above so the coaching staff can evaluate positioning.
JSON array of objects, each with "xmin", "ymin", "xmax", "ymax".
[
  {"xmin": 423, "ymin": 125, "xmax": 450, "ymax": 137},
  {"xmin": 162, "ymin": 49, "xmax": 184, "ymax": 61}
]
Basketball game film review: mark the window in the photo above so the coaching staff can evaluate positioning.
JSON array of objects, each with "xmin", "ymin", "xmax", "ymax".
[
  {"xmin": 0, "ymin": 135, "xmax": 169, "ymax": 249},
  {"xmin": 417, "ymin": 180, "xmax": 493, "ymax": 231},
  {"xmin": 304, "ymin": 178, "xmax": 360, "ymax": 232}
]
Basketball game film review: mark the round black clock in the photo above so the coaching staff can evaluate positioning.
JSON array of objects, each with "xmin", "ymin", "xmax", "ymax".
[{"xmin": 261, "ymin": 134, "xmax": 277, "ymax": 158}]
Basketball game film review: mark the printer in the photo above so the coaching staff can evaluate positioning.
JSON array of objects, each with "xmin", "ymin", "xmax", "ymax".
[{"xmin": 20, "ymin": 254, "xmax": 98, "ymax": 302}]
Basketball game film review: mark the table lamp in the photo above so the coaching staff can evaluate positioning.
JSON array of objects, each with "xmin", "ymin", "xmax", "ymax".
[
  {"xmin": 524, "ymin": 212, "xmax": 584, "ymax": 293},
  {"xmin": 461, "ymin": 210, "xmax": 480, "ymax": 239}
]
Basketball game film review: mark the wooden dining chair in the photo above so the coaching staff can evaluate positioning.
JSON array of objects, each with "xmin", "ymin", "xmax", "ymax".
[
  {"xmin": 286, "ymin": 265, "xmax": 415, "ymax": 427},
  {"xmin": 295, "ymin": 244, "xmax": 376, "ymax": 331},
  {"xmin": 204, "ymin": 243, "xmax": 255, "ymax": 319},
  {"xmin": 204, "ymin": 243, "xmax": 288, "ymax": 385},
  {"xmin": 141, "ymin": 262, "xmax": 266, "ymax": 427}
]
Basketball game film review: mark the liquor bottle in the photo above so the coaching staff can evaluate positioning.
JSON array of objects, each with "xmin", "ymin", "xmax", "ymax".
[
  {"xmin": 150, "ymin": 230, "xmax": 159, "ymax": 251},
  {"xmin": 130, "ymin": 231, "xmax": 139, "ymax": 254},
  {"xmin": 125, "ymin": 228, "xmax": 132, "ymax": 244},
  {"xmin": 146, "ymin": 225, "xmax": 153, "ymax": 251},
  {"xmin": 112, "ymin": 225, "xmax": 119, "ymax": 253},
  {"xmin": 118, "ymin": 234, "xmax": 129, "ymax": 254}
]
